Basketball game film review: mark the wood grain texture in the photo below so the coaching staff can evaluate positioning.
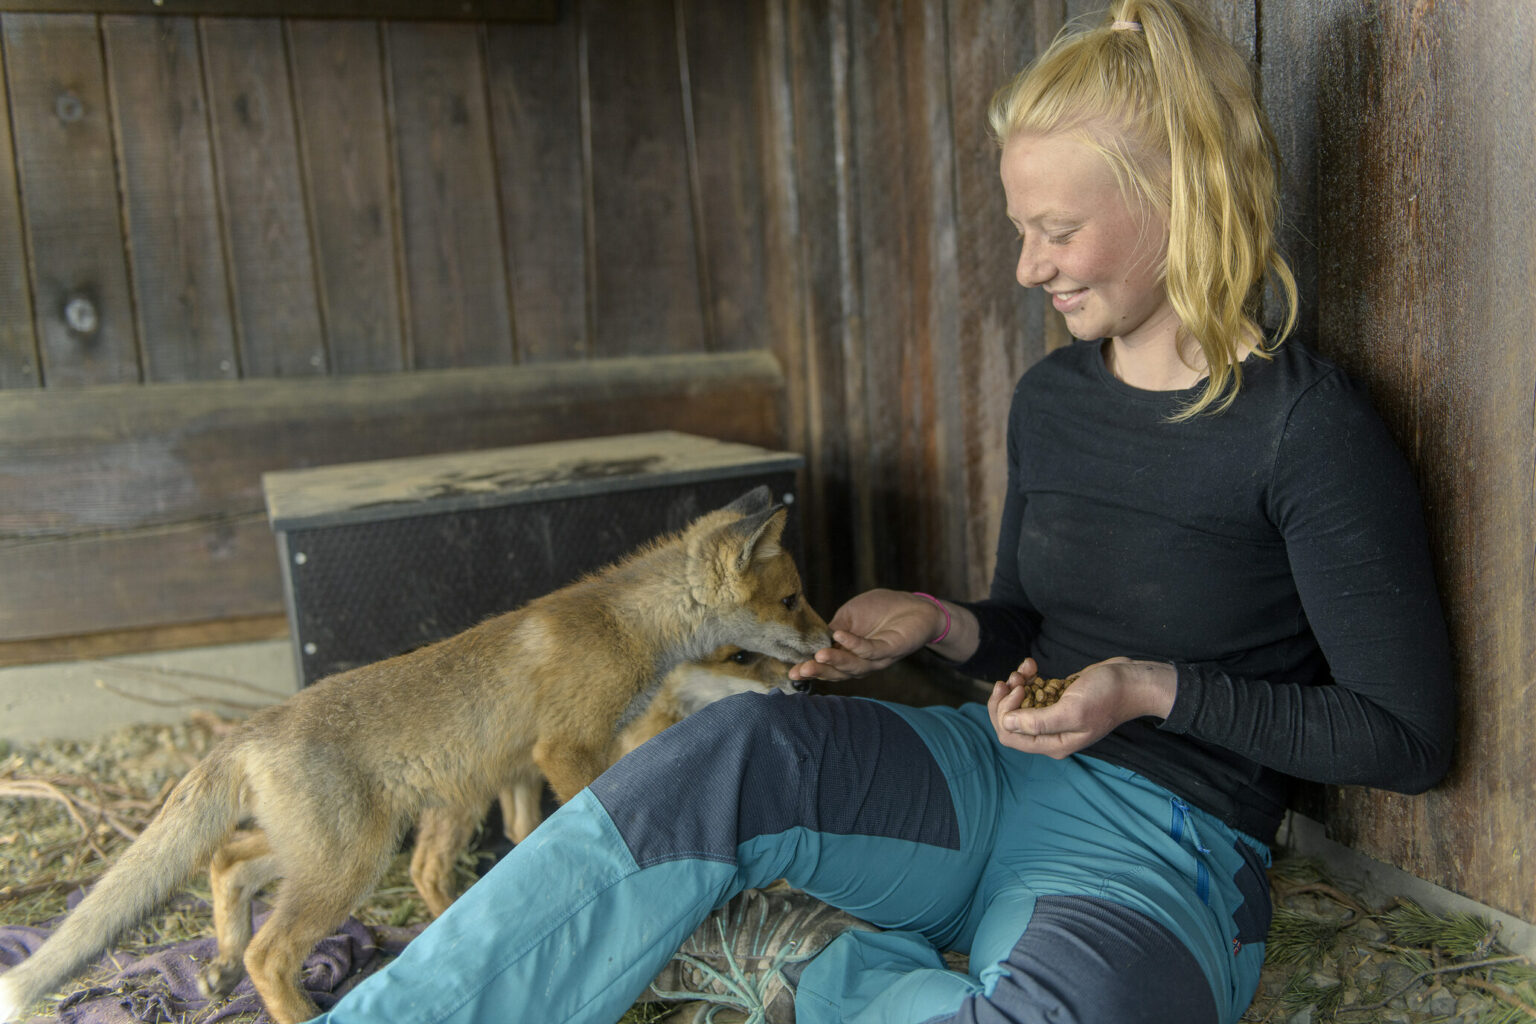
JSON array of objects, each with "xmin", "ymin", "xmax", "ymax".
[
  {"xmin": 104, "ymin": 15, "xmax": 237, "ymax": 382},
  {"xmin": 201, "ymin": 17, "xmax": 326, "ymax": 377},
  {"xmin": 0, "ymin": 0, "xmax": 557, "ymax": 18},
  {"xmin": 1263, "ymin": 0, "xmax": 1536, "ymax": 924},
  {"xmin": 0, "ymin": 34, "xmax": 38, "ymax": 388},
  {"xmin": 287, "ymin": 19, "xmax": 405, "ymax": 375},
  {"xmin": 769, "ymin": 0, "xmax": 859, "ymax": 608},
  {"xmin": 386, "ymin": 21, "xmax": 513, "ymax": 369},
  {"xmin": 581, "ymin": 0, "xmax": 706, "ymax": 357},
  {"xmin": 678, "ymin": 0, "xmax": 771, "ymax": 354},
  {"xmin": 945, "ymin": 0, "xmax": 1053, "ymax": 601},
  {"xmin": 0, "ymin": 614, "xmax": 288, "ymax": 669},
  {"xmin": 842, "ymin": 2, "xmax": 950, "ymax": 594},
  {"xmin": 485, "ymin": 13, "xmax": 588, "ymax": 363},
  {"xmin": 752, "ymin": 0, "xmax": 806, "ymax": 461},
  {"xmin": 0, "ymin": 351, "xmax": 786, "ymax": 639},
  {"xmin": 1, "ymin": 514, "xmax": 286, "ymax": 640},
  {"xmin": 3, "ymin": 13, "xmax": 139, "ymax": 387}
]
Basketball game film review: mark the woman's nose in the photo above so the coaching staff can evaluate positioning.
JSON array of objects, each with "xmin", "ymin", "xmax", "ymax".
[{"xmin": 1016, "ymin": 239, "xmax": 1053, "ymax": 288}]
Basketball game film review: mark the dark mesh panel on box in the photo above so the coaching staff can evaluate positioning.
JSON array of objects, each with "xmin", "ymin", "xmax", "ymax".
[{"xmin": 286, "ymin": 474, "xmax": 798, "ymax": 684}]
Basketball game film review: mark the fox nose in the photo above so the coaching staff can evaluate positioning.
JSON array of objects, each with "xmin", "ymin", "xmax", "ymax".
[{"xmin": 791, "ymin": 677, "xmax": 813, "ymax": 693}]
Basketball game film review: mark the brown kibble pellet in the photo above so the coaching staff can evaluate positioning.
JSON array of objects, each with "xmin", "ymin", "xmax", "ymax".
[{"xmin": 1004, "ymin": 672, "xmax": 1080, "ymax": 709}]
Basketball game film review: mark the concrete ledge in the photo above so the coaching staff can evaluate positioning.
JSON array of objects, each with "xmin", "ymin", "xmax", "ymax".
[
  {"xmin": 1280, "ymin": 811, "xmax": 1536, "ymax": 958},
  {"xmin": 0, "ymin": 639, "xmax": 296, "ymax": 743}
]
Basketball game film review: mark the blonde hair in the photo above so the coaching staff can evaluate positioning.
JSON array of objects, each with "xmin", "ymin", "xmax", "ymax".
[{"xmin": 988, "ymin": 0, "xmax": 1297, "ymax": 418}]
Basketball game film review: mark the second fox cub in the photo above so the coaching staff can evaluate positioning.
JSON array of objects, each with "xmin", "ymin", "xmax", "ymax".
[
  {"xmin": 486, "ymin": 643, "xmax": 801, "ymax": 849},
  {"xmin": 0, "ymin": 487, "xmax": 830, "ymax": 1024}
]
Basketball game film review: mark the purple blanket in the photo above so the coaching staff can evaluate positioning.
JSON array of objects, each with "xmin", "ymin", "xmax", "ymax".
[{"xmin": 0, "ymin": 894, "xmax": 423, "ymax": 1024}]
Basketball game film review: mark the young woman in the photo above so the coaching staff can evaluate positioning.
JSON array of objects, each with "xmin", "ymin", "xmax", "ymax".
[{"xmin": 304, "ymin": 2, "xmax": 1453, "ymax": 1022}]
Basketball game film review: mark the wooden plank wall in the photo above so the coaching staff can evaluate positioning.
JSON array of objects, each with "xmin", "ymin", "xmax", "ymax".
[
  {"xmin": 0, "ymin": 0, "xmax": 1531, "ymax": 923},
  {"xmin": 1259, "ymin": 0, "xmax": 1536, "ymax": 927},
  {"xmin": 0, "ymin": 2, "xmax": 798, "ymax": 654}
]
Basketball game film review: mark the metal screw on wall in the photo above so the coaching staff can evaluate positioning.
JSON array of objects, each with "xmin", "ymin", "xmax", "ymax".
[
  {"xmin": 64, "ymin": 296, "xmax": 99, "ymax": 336},
  {"xmin": 55, "ymin": 91, "xmax": 85, "ymax": 123}
]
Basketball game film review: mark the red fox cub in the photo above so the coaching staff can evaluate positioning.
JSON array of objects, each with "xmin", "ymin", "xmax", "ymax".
[
  {"xmin": 493, "ymin": 643, "xmax": 800, "ymax": 848},
  {"xmin": 0, "ymin": 487, "xmax": 830, "ymax": 1024}
]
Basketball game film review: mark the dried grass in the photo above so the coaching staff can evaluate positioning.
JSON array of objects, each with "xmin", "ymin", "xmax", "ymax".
[{"xmin": 3, "ymin": 719, "xmax": 1532, "ymax": 1024}]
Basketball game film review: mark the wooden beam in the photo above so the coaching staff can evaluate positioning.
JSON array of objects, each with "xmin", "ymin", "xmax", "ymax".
[
  {"xmin": 0, "ymin": 350, "xmax": 787, "ymax": 641},
  {"xmin": 0, "ymin": 1, "xmax": 558, "ymax": 21}
]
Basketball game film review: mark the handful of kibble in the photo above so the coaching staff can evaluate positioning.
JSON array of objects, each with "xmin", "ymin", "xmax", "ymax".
[{"xmin": 1008, "ymin": 672, "xmax": 1081, "ymax": 709}]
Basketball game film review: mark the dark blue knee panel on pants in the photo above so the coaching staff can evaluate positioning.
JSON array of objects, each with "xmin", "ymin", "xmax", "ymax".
[
  {"xmin": 590, "ymin": 692, "xmax": 961, "ymax": 867},
  {"xmin": 959, "ymin": 895, "xmax": 1220, "ymax": 1024}
]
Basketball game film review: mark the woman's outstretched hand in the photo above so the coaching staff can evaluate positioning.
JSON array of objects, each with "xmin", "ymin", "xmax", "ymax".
[
  {"xmin": 788, "ymin": 588, "xmax": 941, "ymax": 683},
  {"xmin": 987, "ymin": 657, "xmax": 1178, "ymax": 758}
]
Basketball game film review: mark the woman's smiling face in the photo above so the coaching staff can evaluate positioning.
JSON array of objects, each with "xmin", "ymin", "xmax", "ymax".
[{"xmin": 1001, "ymin": 132, "xmax": 1178, "ymax": 352}]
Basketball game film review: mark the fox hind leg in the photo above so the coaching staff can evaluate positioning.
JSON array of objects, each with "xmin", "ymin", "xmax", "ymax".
[
  {"xmin": 409, "ymin": 803, "xmax": 482, "ymax": 918},
  {"xmin": 241, "ymin": 820, "xmax": 396, "ymax": 1024},
  {"xmin": 500, "ymin": 764, "xmax": 546, "ymax": 844},
  {"xmin": 200, "ymin": 829, "xmax": 281, "ymax": 999}
]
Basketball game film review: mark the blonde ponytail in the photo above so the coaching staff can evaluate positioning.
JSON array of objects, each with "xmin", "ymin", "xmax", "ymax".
[{"xmin": 989, "ymin": 0, "xmax": 1297, "ymax": 418}]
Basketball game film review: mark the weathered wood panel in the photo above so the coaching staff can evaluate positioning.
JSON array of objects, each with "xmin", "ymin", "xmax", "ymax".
[
  {"xmin": 678, "ymin": 0, "xmax": 772, "ymax": 354},
  {"xmin": 288, "ymin": 20, "xmax": 406, "ymax": 375},
  {"xmin": 1262, "ymin": 0, "xmax": 1536, "ymax": 924},
  {"xmin": 944, "ymin": 0, "xmax": 1053, "ymax": 600},
  {"xmin": 387, "ymin": 21, "xmax": 513, "ymax": 369},
  {"xmin": 582, "ymin": 0, "xmax": 706, "ymax": 357},
  {"xmin": 0, "ymin": 352, "xmax": 788, "ymax": 640},
  {"xmin": 3, "ymin": 13, "xmax": 139, "ymax": 387},
  {"xmin": 750, "ymin": 0, "xmax": 809, "ymax": 465},
  {"xmin": 201, "ymin": 18, "xmax": 327, "ymax": 376},
  {"xmin": 485, "ymin": 14, "xmax": 588, "ymax": 362},
  {"xmin": 0, "ymin": 35, "xmax": 38, "ymax": 388},
  {"xmin": 0, "ymin": 0, "xmax": 557, "ymax": 19},
  {"xmin": 775, "ymin": 0, "xmax": 860, "ymax": 604},
  {"xmin": 843, "ymin": 4, "xmax": 954, "ymax": 594},
  {"xmin": 103, "ymin": 15, "xmax": 237, "ymax": 382}
]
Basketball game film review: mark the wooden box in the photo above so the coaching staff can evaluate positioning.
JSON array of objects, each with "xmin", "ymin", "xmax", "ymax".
[{"xmin": 262, "ymin": 431, "xmax": 804, "ymax": 686}]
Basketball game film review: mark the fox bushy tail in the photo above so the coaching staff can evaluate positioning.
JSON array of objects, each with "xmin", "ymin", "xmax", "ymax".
[{"xmin": 0, "ymin": 747, "xmax": 244, "ymax": 1020}]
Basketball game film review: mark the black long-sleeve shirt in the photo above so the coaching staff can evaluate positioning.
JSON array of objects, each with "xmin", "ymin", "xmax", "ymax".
[{"xmin": 953, "ymin": 339, "xmax": 1455, "ymax": 842}]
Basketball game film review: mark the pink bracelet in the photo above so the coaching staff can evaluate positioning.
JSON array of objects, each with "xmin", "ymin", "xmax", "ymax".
[{"xmin": 912, "ymin": 592, "xmax": 951, "ymax": 645}]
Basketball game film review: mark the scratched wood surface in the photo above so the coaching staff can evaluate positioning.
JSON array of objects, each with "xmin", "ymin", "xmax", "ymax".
[
  {"xmin": 203, "ymin": 18, "xmax": 327, "ymax": 376},
  {"xmin": 0, "ymin": 29, "xmax": 35, "ymax": 387},
  {"xmin": 944, "ymin": 0, "xmax": 1051, "ymax": 600},
  {"xmin": 288, "ymin": 19, "xmax": 405, "ymax": 375},
  {"xmin": 484, "ymin": 15, "xmax": 588, "ymax": 363},
  {"xmin": 582, "ymin": 0, "xmax": 706, "ymax": 357},
  {"xmin": 0, "ymin": 0, "xmax": 556, "ymax": 17},
  {"xmin": 387, "ymin": 21, "xmax": 513, "ymax": 369},
  {"xmin": 3, "ymin": 13, "xmax": 138, "ymax": 386},
  {"xmin": 1261, "ymin": 0, "xmax": 1536, "ymax": 924},
  {"xmin": 0, "ymin": 352, "xmax": 786, "ymax": 640},
  {"xmin": 103, "ymin": 15, "xmax": 237, "ymax": 382}
]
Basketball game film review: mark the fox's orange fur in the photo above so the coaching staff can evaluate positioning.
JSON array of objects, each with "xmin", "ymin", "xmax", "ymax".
[{"xmin": 0, "ymin": 488, "xmax": 829, "ymax": 1024}]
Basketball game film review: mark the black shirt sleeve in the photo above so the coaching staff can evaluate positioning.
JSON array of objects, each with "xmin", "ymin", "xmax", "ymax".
[{"xmin": 1159, "ymin": 372, "xmax": 1455, "ymax": 793}]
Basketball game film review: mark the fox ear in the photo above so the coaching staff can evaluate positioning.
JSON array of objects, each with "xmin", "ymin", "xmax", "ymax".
[
  {"xmin": 722, "ymin": 485, "xmax": 775, "ymax": 518},
  {"xmin": 730, "ymin": 505, "xmax": 788, "ymax": 571}
]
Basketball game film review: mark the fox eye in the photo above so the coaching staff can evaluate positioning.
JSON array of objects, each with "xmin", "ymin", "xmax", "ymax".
[
  {"xmin": 781, "ymin": 593, "xmax": 800, "ymax": 611},
  {"xmin": 729, "ymin": 649, "xmax": 755, "ymax": 665}
]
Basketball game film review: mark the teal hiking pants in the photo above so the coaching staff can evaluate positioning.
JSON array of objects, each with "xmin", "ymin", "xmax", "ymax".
[{"xmin": 305, "ymin": 693, "xmax": 1271, "ymax": 1024}]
